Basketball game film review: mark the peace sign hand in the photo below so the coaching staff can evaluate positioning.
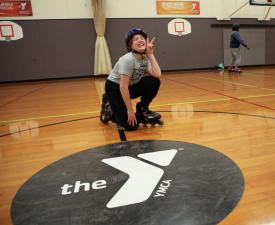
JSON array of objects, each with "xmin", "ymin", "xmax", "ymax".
[{"xmin": 146, "ymin": 37, "xmax": 156, "ymax": 55}]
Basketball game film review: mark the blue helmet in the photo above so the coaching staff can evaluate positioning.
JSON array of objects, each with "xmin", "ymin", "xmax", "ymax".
[{"xmin": 125, "ymin": 28, "xmax": 147, "ymax": 52}]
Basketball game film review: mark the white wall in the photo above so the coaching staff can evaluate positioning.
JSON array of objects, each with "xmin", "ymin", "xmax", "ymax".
[
  {"xmin": 1, "ymin": 0, "xmax": 275, "ymax": 20},
  {"xmin": 220, "ymin": 0, "xmax": 275, "ymax": 20},
  {"xmin": 1, "ymin": 0, "xmax": 93, "ymax": 20}
]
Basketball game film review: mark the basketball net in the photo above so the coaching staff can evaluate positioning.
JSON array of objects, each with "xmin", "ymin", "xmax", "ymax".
[{"xmin": 5, "ymin": 36, "xmax": 11, "ymax": 42}]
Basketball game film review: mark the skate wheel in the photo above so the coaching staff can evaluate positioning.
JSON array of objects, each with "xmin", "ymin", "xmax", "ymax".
[
  {"xmin": 100, "ymin": 110, "xmax": 109, "ymax": 124},
  {"xmin": 140, "ymin": 120, "xmax": 148, "ymax": 125},
  {"xmin": 149, "ymin": 120, "xmax": 164, "ymax": 125},
  {"xmin": 157, "ymin": 120, "xmax": 164, "ymax": 125},
  {"xmin": 154, "ymin": 120, "xmax": 164, "ymax": 125}
]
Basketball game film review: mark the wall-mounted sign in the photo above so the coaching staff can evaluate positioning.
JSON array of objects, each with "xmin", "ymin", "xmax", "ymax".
[
  {"xmin": 157, "ymin": 0, "xmax": 200, "ymax": 15},
  {"xmin": 0, "ymin": 0, "xmax": 33, "ymax": 17}
]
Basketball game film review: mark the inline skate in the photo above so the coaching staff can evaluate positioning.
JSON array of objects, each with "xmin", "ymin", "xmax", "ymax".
[
  {"xmin": 228, "ymin": 66, "xmax": 242, "ymax": 73},
  {"xmin": 136, "ymin": 102, "xmax": 164, "ymax": 126},
  {"xmin": 100, "ymin": 93, "xmax": 113, "ymax": 124}
]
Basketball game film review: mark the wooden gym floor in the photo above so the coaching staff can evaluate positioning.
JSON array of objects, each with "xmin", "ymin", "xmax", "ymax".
[{"xmin": 0, "ymin": 67, "xmax": 275, "ymax": 225}]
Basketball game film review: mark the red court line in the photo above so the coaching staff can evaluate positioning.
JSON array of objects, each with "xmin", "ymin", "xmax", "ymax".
[
  {"xmin": 0, "ymin": 85, "xmax": 48, "ymax": 109},
  {"xmin": 244, "ymin": 71, "xmax": 275, "ymax": 78},
  {"xmin": 164, "ymin": 78, "xmax": 275, "ymax": 111}
]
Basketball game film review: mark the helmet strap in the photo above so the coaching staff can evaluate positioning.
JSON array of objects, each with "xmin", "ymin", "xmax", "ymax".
[{"xmin": 132, "ymin": 49, "xmax": 146, "ymax": 54}]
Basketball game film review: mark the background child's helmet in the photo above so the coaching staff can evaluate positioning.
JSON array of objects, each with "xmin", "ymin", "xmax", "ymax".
[
  {"xmin": 232, "ymin": 23, "xmax": 240, "ymax": 31},
  {"xmin": 125, "ymin": 28, "xmax": 147, "ymax": 52}
]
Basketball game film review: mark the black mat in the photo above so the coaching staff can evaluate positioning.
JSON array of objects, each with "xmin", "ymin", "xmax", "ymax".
[{"xmin": 11, "ymin": 140, "xmax": 244, "ymax": 225}]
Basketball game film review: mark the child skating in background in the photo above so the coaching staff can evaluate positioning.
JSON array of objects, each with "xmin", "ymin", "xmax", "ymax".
[{"xmin": 229, "ymin": 24, "xmax": 250, "ymax": 73}]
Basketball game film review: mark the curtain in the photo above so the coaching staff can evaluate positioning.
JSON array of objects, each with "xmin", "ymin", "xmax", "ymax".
[{"xmin": 91, "ymin": 0, "xmax": 112, "ymax": 75}]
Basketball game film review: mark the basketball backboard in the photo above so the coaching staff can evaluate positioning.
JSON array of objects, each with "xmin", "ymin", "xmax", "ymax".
[
  {"xmin": 249, "ymin": 0, "xmax": 275, "ymax": 6},
  {"xmin": 0, "ymin": 21, "xmax": 23, "ymax": 41},
  {"xmin": 168, "ymin": 18, "xmax": 191, "ymax": 36}
]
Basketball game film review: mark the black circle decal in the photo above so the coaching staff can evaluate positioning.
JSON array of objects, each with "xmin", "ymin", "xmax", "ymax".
[{"xmin": 11, "ymin": 140, "xmax": 244, "ymax": 225}]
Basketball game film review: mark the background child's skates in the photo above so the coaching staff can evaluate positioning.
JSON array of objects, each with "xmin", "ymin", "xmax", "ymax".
[{"xmin": 228, "ymin": 66, "xmax": 242, "ymax": 73}]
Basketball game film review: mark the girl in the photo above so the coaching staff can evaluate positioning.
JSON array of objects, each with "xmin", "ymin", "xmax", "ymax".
[{"xmin": 103, "ymin": 28, "xmax": 162, "ymax": 131}]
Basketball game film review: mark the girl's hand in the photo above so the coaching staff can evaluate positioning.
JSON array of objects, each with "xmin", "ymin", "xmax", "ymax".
[
  {"xmin": 146, "ymin": 37, "xmax": 156, "ymax": 55},
  {"xmin": 127, "ymin": 109, "xmax": 137, "ymax": 126}
]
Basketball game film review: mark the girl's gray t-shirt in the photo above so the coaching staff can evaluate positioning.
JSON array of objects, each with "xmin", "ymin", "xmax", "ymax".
[{"xmin": 107, "ymin": 52, "xmax": 150, "ymax": 86}]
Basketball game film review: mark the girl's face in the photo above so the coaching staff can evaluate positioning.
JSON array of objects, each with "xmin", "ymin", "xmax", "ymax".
[{"xmin": 131, "ymin": 34, "xmax": 146, "ymax": 52}]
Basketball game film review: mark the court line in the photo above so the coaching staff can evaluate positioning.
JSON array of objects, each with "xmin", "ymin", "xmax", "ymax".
[
  {"xmin": 159, "ymin": 110, "xmax": 275, "ymax": 120},
  {"xmin": 0, "ymin": 111, "xmax": 100, "ymax": 125},
  {"xmin": 1, "ymin": 110, "xmax": 274, "ymax": 138},
  {"xmin": 2, "ymin": 92, "xmax": 275, "ymax": 125},
  {"xmin": 211, "ymin": 70, "xmax": 275, "ymax": 78},
  {"xmin": 164, "ymin": 78, "xmax": 275, "ymax": 111},
  {"xmin": 152, "ymin": 93, "xmax": 275, "ymax": 108},
  {"xmin": 196, "ymin": 76, "xmax": 275, "ymax": 92},
  {"xmin": 243, "ymin": 71, "xmax": 275, "ymax": 78},
  {"xmin": 0, "ymin": 116, "xmax": 98, "ymax": 138},
  {"xmin": 95, "ymin": 80, "xmax": 105, "ymax": 104},
  {"xmin": 0, "ymin": 85, "xmax": 49, "ymax": 108},
  {"xmin": 151, "ymin": 93, "xmax": 275, "ymax": 108}
]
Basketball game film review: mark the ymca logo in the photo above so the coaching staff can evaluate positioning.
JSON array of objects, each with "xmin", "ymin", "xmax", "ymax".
[
  {"xmin": 61, "ymin": 149, "xmax": 179, "ymax": 208},
  {"xmin": 103, "ymin": 149, "xmax": 178, "ymax": 208},
  {"xmin": 20, "ymin": 2, "xmax": 27, "ymax": 10}
]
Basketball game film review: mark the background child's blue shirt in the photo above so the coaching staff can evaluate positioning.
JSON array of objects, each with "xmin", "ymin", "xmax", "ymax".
[{"xmin": 230, "ymin": 31, "xmax": 248, "ymax": 48}]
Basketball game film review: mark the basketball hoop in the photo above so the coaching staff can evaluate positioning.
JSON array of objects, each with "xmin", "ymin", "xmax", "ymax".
[
  {"xmin": 168, "ymin": 19, "xmax": 191, "ymax": 36},
  {"xmin": 5, "ymin": 36, "xmax": 11, "ymax": 42},
  {"xmin": 250, "ymin": 0, "xmax": 275, "ymax": 5},
  {"xmin": 0, "ymin": 21, "xmax": 23, "ymax": 42}
]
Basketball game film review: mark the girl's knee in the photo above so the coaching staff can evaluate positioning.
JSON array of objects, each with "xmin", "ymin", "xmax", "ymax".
[{"xmin": 146, "ymin": 76, "xmax": 160, "ymax": 88}]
